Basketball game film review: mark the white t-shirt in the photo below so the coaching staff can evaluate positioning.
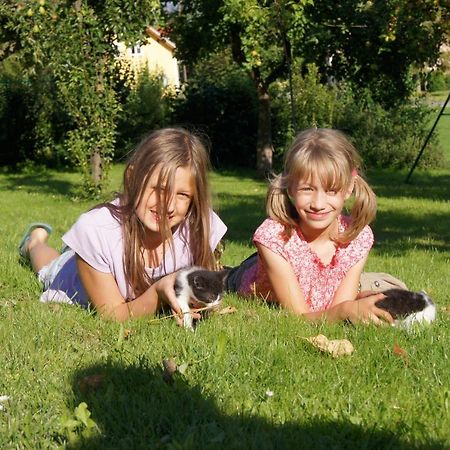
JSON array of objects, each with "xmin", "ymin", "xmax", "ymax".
[{"xmin": 39, "ymin": 201, "xmax": 227, "ymax": 306}]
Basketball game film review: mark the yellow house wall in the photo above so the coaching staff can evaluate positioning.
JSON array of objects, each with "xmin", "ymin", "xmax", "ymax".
[{"xmin": 117, "ymin": 37, "xmax": 180, "ymax": 87}]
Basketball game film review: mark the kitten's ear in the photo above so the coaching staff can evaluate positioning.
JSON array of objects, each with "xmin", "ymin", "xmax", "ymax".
[
  {"xmin": 194, "ymin": 275, "xmax": 208, "ymax": 289},
  {"xmin": 193, "ymin": 275, "xmax": 201, "ymax": 289},
  {"xmin": 219, "ymin": 268, "xmax": 231, "ymax": 283}
]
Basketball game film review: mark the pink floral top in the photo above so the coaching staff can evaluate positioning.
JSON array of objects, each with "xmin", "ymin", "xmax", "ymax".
[{"xmin": 238, "ymin": 216, "xmax": 374, "ymax": 312}]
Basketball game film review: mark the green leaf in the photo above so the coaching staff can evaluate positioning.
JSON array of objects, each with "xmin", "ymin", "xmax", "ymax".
[
  {"xmin": 177, "ymin": 362, "xmax": 189, "ymax": 374},
  {"xmin": 59, "ymin": 417, "xmax": 80, "ymax": 431},
  {"xmin": 74, "ymin": 402, "xmax": 95, "ymax": 429}
]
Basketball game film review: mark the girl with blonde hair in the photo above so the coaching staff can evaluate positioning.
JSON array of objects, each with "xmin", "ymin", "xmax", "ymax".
[
  {"xmin": 228, "ymin": 128, "xmax": 393, "ymax": 324},
  {"xmin": 19, "ymin": 128, "xmax": 227, "ymax": 322}
]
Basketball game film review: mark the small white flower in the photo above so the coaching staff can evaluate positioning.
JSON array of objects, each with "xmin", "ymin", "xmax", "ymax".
[{"xmin": 265, "ymin": 390, "xmax": 274, "ymax": 398}]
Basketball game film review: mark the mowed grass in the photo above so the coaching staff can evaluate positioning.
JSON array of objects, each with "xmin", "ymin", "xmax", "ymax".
[
  {"xmin": 0, "ymin": 164, "xmax": 449, "ymax": 449},
  {"xmin": 423, "ymin": 90, "xmax": 450, "ymax": 165},
  {"xmin": 436, "ymin": 110, "xmax": 450, "ymax": 165}
]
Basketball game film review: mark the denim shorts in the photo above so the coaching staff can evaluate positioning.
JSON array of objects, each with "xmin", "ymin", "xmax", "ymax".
[
  {"xmin": 37, "ymin": 249, "xmax": 88, "ymax": 306},
  {"xmin": 37, "ymin": 249, "xmax": 75, "ymax": 290}
]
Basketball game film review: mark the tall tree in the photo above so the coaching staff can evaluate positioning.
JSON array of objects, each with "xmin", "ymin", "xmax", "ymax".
[
  {"xmin": 299, "ymin": 0, "xmax": 449, "ymax": 106},
  {"xmin": 1, "ymin": 0, "xmax": 159, "ymax": 194},
  {"xmin": 165, "ymin": 0, "xmax": 312, "ymax": 176}
]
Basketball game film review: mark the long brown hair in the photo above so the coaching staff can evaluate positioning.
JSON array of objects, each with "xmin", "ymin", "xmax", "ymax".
[
  {"xmin": 104, "ymin": 128, "xmax": 214, "ymax": 297},
  {"xmin": 267, "ymin": 128, "xmax": 376, "ymax": 244}
]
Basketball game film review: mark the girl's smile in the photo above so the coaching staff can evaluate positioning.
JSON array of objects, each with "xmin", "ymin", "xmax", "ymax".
[
  {"xmin": 305, "ymin": 210, "xmax": 333, "ymax": 220},
  {"xmin": 290, "ymin": 176, "xmax": 352, "ymax": 239},
  {"xmin": 136, "ymin": 165, "xmax": 194, "ymax": 236},
  {"xmin": 151, "ymin": 210, "xmax": 174, "ymax": 221}
]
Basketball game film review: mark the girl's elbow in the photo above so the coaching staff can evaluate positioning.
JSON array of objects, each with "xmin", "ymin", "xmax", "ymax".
[
  {"xmin": 278, "ymin": 299, "xmax": 310, "ymax": 317},
  {"xmin": 94, "ymin": 302, "xmax": 130, "ymax": 322}
]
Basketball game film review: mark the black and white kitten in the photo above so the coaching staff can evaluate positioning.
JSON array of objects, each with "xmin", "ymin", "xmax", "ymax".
[
  {"xmin": 174, "ymin": 267, "xmax": 230, "ymax": 331},
  {"xmin": 375, "ymin": 289, "xmax": 437, "ymax": 328}
]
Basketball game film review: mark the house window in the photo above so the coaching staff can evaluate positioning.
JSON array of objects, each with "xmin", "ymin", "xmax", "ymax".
[{"xmin": 131, "ymin": 44, "xmax": 142, "ymax": 56}]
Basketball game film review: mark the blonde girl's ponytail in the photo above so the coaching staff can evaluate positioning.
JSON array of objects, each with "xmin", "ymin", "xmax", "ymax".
[
  {"xmin": 339, "ymin": 172, "xmax": 377, "ymax": 244},
  {"xmin": 266, "ymin": 173, "xmax": 298, "ymax": 232}
]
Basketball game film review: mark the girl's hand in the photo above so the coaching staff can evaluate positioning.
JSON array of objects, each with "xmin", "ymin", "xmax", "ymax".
[
  {"xmin": 336, "ymin": 293, "xmax": 394, "ymax": 325},
  {"xmin": 152, "ymin": 272, "xmax": 201, "ymax": 326}
]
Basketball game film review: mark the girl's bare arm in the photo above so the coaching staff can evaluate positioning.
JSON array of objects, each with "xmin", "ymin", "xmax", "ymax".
[
  {"xmin": 256, "ymin": 243, "xmax": 312, "ymax": 315},
  {"xmin": 256, "ymin": 244, "xmax": 393, "ymax": 325},
  {"xmin": 329, "ymin": 256, "xmax": 367, "ymax": 307},
  {"xmin": 76, "ymin": 255, "xmax": 181, "ymax": 322}
]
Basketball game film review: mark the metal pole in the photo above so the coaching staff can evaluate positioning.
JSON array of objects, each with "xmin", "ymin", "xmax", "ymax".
[{"xmin": 405, "ymin": 91, "xmax": 450, "ymax": 183}]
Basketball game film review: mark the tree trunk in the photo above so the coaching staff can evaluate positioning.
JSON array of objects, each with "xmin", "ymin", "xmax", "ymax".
[
  {"xmin": 90, "ymin": 147, "xmax": 102, "ymax": 188},
  {"xmin": 256, "ymin": 84, "xmax": 273, "ymax": 177}
]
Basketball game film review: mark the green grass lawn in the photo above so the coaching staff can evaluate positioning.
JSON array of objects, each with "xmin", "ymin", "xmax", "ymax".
[
  {"xmin": 426, "ymin": 90, "xmax": 450, "ymax": 104},
  {"xmin": 436, "ymin": 110, "xmax": 450, "ymax": 164},
  {"xmin": 0, "ymin": 165, "xmax": 449, "ymax": 449},
  {"xmin": 421, "ymin": 90, "xmax": 450, "ymax": 165}
]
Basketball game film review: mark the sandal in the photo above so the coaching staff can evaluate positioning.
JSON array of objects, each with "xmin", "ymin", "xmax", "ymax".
[{"xmin": 18, "ymin": 223, "xmax": 53, "ymax": 258}]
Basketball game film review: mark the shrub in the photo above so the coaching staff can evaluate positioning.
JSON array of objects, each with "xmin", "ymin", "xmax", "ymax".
[
  {"xmin": 337, "ymin": 94, "xmax": 443, "ymax": 169},
  {"xmin": 428, "ymin": 71, "xmax": 447, "ymax": 92},
  {"xmin": 172, "ymin": 53, "xmax": 258, "ymax": 168},
  {"xmin": 115, "ymin": 68, "xmax": 170, "ymax": 159},
  {"xmin": 0, "ymin": 57, "xmax": 74, "ymax": 168},
  {"xmin": 0, "ymin": 59, "xmax": 36, "ymax": 166},
  {"xmin": 270, "ymin": 62, "xmax": 444, "ymax": 170},
  {"xmin": 271, "ymin": 62, "xmax": 348, "ymax": 167}
]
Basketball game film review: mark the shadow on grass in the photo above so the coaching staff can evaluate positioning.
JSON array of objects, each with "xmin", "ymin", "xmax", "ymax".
[
  {"xmin": 217, "ymin": 192, "xmax": 266, "ymax": 245},
  {"xmin": 368, "ymin": 170, "xmax": 450, "ymax": 202},
  {"xmin": 66, "ymin": 363, "xmax": 444, "ymax": 450},
  {"xmin": 369, "ymin": 171, "xmax": 450, "ymax": 255},
  {"xmin": 216, "ymin": 173, "xmax": 450, "ymax": 255},
  {"xmin": 1, "ymin": 171, "xmax": 77, "ymax": 196},
  {"xmin": 372, "ymin": 209, "xmax": 450, "ymax": 255}
]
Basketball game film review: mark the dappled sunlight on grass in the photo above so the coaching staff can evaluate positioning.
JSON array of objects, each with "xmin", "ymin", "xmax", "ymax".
[
  {"xmin": 374, "ymin": 204, "xmax": 450, "ymax": 255},
  {"xmin": 366, "ymin": 170, "xmax": 450, "ymax": 257},
  {"xmin": 0, "ymin": 171, "xmax": 78, "ymax": 197},
  {"xmin": 1, "ymin": 165, "xmax": 449, "ymax": 448},
  {"xmin": 368, "ymin": 170, "xmax": 450, "ymax": 202}
]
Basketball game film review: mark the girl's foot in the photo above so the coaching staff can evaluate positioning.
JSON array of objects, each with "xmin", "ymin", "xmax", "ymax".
[{"xmin": 18, "ymin": 223, "xmax": 53, "ymax": 258}]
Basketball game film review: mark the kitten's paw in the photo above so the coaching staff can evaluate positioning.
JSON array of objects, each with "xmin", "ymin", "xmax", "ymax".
[{"xmin": 183, "ymin": 313, "xmax": 195, "ymax": 331}]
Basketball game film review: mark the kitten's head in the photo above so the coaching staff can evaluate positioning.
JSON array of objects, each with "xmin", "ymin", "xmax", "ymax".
[{"xmin": 187, "ymin": 268, "xmax": 230, "ymax": 307}]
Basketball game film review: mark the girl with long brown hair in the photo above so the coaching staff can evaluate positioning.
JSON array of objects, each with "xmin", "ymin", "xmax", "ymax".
[{"xmin": 19, "ymin": 128, "xmax": 227, "ymax": 322}]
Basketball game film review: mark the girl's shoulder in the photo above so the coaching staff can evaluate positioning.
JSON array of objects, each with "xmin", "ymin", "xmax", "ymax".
[
  {"xmin": 65, "ymin": 201, "xmax": 122, "ymax": 246},
  {"xmin": 64, "ymin": 200, "xmax": 123, "ymax": 254},
  {"xmin": 210, "ymin": 209, "xmax": 227, "ymax": 231},
  {"xmin": 254, "ymin": 217, "xmax": 294, "ymax": 245},
  {"xmin": 76, "ymin": 200, "xmax": 122, "ymax": 229},
  {"xmin": 256, "ymin": 217, "xmax": 285, "ymax": 233},
  {"xmin": 339, "ymin": 215, "xmax": 374, "ymax": 252}
]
